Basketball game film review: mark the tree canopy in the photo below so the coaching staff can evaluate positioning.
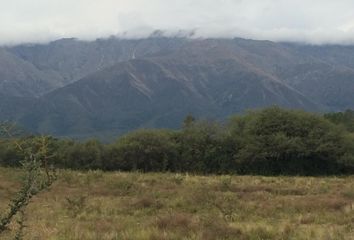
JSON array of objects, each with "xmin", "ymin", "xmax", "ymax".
[{"xmin": 1, "ymin": 107, "xmax": 354, "ymax": 175}]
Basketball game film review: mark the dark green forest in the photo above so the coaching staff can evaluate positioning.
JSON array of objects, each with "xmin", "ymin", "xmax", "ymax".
[{"xmin": 1, "ymin": 107, "xmax": 354, "ymax": 175}]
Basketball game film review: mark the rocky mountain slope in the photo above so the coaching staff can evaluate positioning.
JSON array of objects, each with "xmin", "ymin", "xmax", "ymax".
[{"xmin": 1, "ymin": 37, "xmax": 354, "ymax": 138}]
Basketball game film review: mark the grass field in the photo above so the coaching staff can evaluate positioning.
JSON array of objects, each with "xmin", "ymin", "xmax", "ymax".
[{"xmin": 0, "ymin": 167, "xmax": 354, "ymax": 240}]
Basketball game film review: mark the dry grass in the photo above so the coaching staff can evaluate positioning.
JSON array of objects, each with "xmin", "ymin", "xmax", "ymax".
[{"xmin": 0, "ymin": 167, "xmax": 354, "ymax": 239}]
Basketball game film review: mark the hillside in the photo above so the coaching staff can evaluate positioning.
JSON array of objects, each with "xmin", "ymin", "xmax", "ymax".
[
  {"xmin": 0, "ymin": 48, "xmax": 64, "ymax": 97},
  {"xmin": 1, "ymin": 37, "xmax": 354, "ymax": 137}
]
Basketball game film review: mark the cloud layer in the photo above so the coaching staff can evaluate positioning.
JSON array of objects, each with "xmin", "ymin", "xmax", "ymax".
[{"xmin": 2, "ymin": 0, "xmax": 354, "ymax": 45}]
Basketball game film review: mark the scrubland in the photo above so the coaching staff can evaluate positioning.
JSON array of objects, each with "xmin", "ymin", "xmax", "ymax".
[{"xmin": 1, "ymin": 167, "xmax": 353, "ymax": 240}]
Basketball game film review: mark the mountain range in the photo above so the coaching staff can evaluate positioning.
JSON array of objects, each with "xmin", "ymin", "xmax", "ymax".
[{"xmin": 1, "ymin": 37, "xmax": 354, "ymax": 139}]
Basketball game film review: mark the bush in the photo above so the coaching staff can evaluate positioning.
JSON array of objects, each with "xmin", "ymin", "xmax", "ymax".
[
  {"xmin": 1, "ymin": 107, "xmax": 353, "ymax": 175},
  {"xmin": 105, "ymin": 129, "xmax": 179, "ymax": 172},
  {"xmin": 229, "ymin": 107, "xmax": 353, "ymax": 175},
  {"xmin": 176, "ymin": 120, "xmax": 236, "ymax": 173},
  {"xmin": 324, "ymin": 109, "xmax": 354, "ymax": 132}
]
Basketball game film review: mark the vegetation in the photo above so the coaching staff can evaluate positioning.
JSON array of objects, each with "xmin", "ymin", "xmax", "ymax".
[
  {"xmin": 1, "ymin": 107, "xmax": 354, "ymax": 175},
  {"xmin": 325, "ymin": 109, "xmax": 354, "ymax": 133},
  {"xmin": 0, "ymin": 125, "xmax": 57, "ymax": 238},
  {"xmin": 0, "ymin": 167, "xmax": 353, "ymax": 239},
  {"xmin": 0, "ymin": 107, "xmax": 354, "ymax": 239}
]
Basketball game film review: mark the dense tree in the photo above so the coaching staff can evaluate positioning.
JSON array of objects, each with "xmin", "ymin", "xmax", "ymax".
[
  {"xmin": 229, "ymin": 107, "xmax": 352, "ymax": 175},
  {"xmin": 1, "ymin": 108, "xmax": 354, "ymax": 175},
  {"xmin": 62, "ymin": 139, "xmax": 104, "ymax": 170},
  {"xmin": 106, "ymin": 129, "xmax": 178, "ymax": 172},
  {"xmin": 176, "ymin": 120, "xmax": 236, "ymax": 173},
  {"xmin": 324, "ymin": 109, "xmax": 354, "ymax": 132}
]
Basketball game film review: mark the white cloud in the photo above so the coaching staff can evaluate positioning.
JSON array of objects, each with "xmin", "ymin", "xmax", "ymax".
[{"xmin": 1, "ymin": 0, "xmax": 354, "ymax": 45}]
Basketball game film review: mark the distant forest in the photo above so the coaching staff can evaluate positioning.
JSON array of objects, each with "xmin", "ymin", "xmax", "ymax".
[{"xmin": 1, "ymin": 107, "xmax": 354, "ymax": 176}]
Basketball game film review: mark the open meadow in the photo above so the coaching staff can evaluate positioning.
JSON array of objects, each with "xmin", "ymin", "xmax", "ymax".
[{"xmin": 0, "ymin": 167, "xmax": 354, "ymax": 240}]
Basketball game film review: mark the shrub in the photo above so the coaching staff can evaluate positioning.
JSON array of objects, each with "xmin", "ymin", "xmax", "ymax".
[
  {"xmin": 106, "ymin": 129, "xmax": 178, "ymax": 172},
  {"xmin": 1, "ymin": 107, "xmax": 354, "ymax": 175},
  {"xmin": 229, "ymin": 107, "xmax": 353, "ymax": 175}
]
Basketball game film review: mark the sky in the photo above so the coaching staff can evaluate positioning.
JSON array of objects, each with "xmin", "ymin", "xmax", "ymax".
[{"xmin": 2, "ymin": 0, "xmax": 354, "ymax": 45}]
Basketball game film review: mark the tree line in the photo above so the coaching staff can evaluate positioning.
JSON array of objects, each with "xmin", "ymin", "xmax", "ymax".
[{"xmin": 1, "ymin": 107, "xmax": 354, "ymax": 175}]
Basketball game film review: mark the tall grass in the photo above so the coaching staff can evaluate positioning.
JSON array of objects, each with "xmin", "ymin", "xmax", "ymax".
[{"xmin": 0, "ymin": 168, "xmax": 353, "ymax": 239}]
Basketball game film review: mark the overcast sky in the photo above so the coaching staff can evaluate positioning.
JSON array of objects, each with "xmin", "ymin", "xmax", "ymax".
[{"xmin": 2, "ymin": 0, "xmax": 354, "ymax": 45}]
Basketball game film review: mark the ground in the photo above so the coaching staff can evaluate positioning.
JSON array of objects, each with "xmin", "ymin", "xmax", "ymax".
[{"xmin": 0, "ymin": 167, "xmax": 353, "ymax": 240}]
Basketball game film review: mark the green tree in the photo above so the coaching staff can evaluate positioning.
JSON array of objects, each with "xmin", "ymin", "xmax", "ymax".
[
  {"xmin": 177, "ymin": 120, "xmax": 234, "ymax": 173},
  {"xmin": 107, "ymin": 129, "xmax": 178, "ymax": 172},
  {"xmin": 229, "ymin": 107, "xmax": 352, "ymax": 175},
  {"xmin": 324, "ymin": 109, "xmax": 354, "ymax": 132},
  {"xmin": 182, "ymin": 114, "xmax": 196, "ymax": 129}
]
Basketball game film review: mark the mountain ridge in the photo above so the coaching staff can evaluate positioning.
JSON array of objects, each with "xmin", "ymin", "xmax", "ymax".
[{"xmin": 1, "ymin": 37, "xmax": 354, "ymax": 138}]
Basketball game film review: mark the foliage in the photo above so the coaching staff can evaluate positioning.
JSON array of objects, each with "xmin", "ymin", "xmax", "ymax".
[
  {"xmin": 0, "ymin": 124, "xmax": 57, "ymax": 236},
  {"xmin": 1, "ymin": 107, "xmax": 354, "ymax": 175},
  {"xmin": 229, "ymin": 107, "xmax": 353, "ymax": 175},
  {"xmin": 324, "ymin": 109, "xmax": 354, "ymax": 132},
  {"xmin": 57, "ymin": 139, "xmax": 103, "ymax": 170},
  {"xmin": 106, "ymin": 129, "xmax": 179, "ymax": 172},
  {"xmin": 176, "ymin": 120, "xmax": 235, "ymax": 173}
]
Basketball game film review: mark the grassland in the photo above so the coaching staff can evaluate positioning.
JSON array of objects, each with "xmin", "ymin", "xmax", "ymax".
[{"xmin": 0, "ymin": 167, "xmax": 354, "ymax": 240}]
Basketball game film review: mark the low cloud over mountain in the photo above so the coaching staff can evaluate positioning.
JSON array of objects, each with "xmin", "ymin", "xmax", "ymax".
[{"xmin": 2, "ymin": 0, "xmax": 354, "ymax": 45}]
